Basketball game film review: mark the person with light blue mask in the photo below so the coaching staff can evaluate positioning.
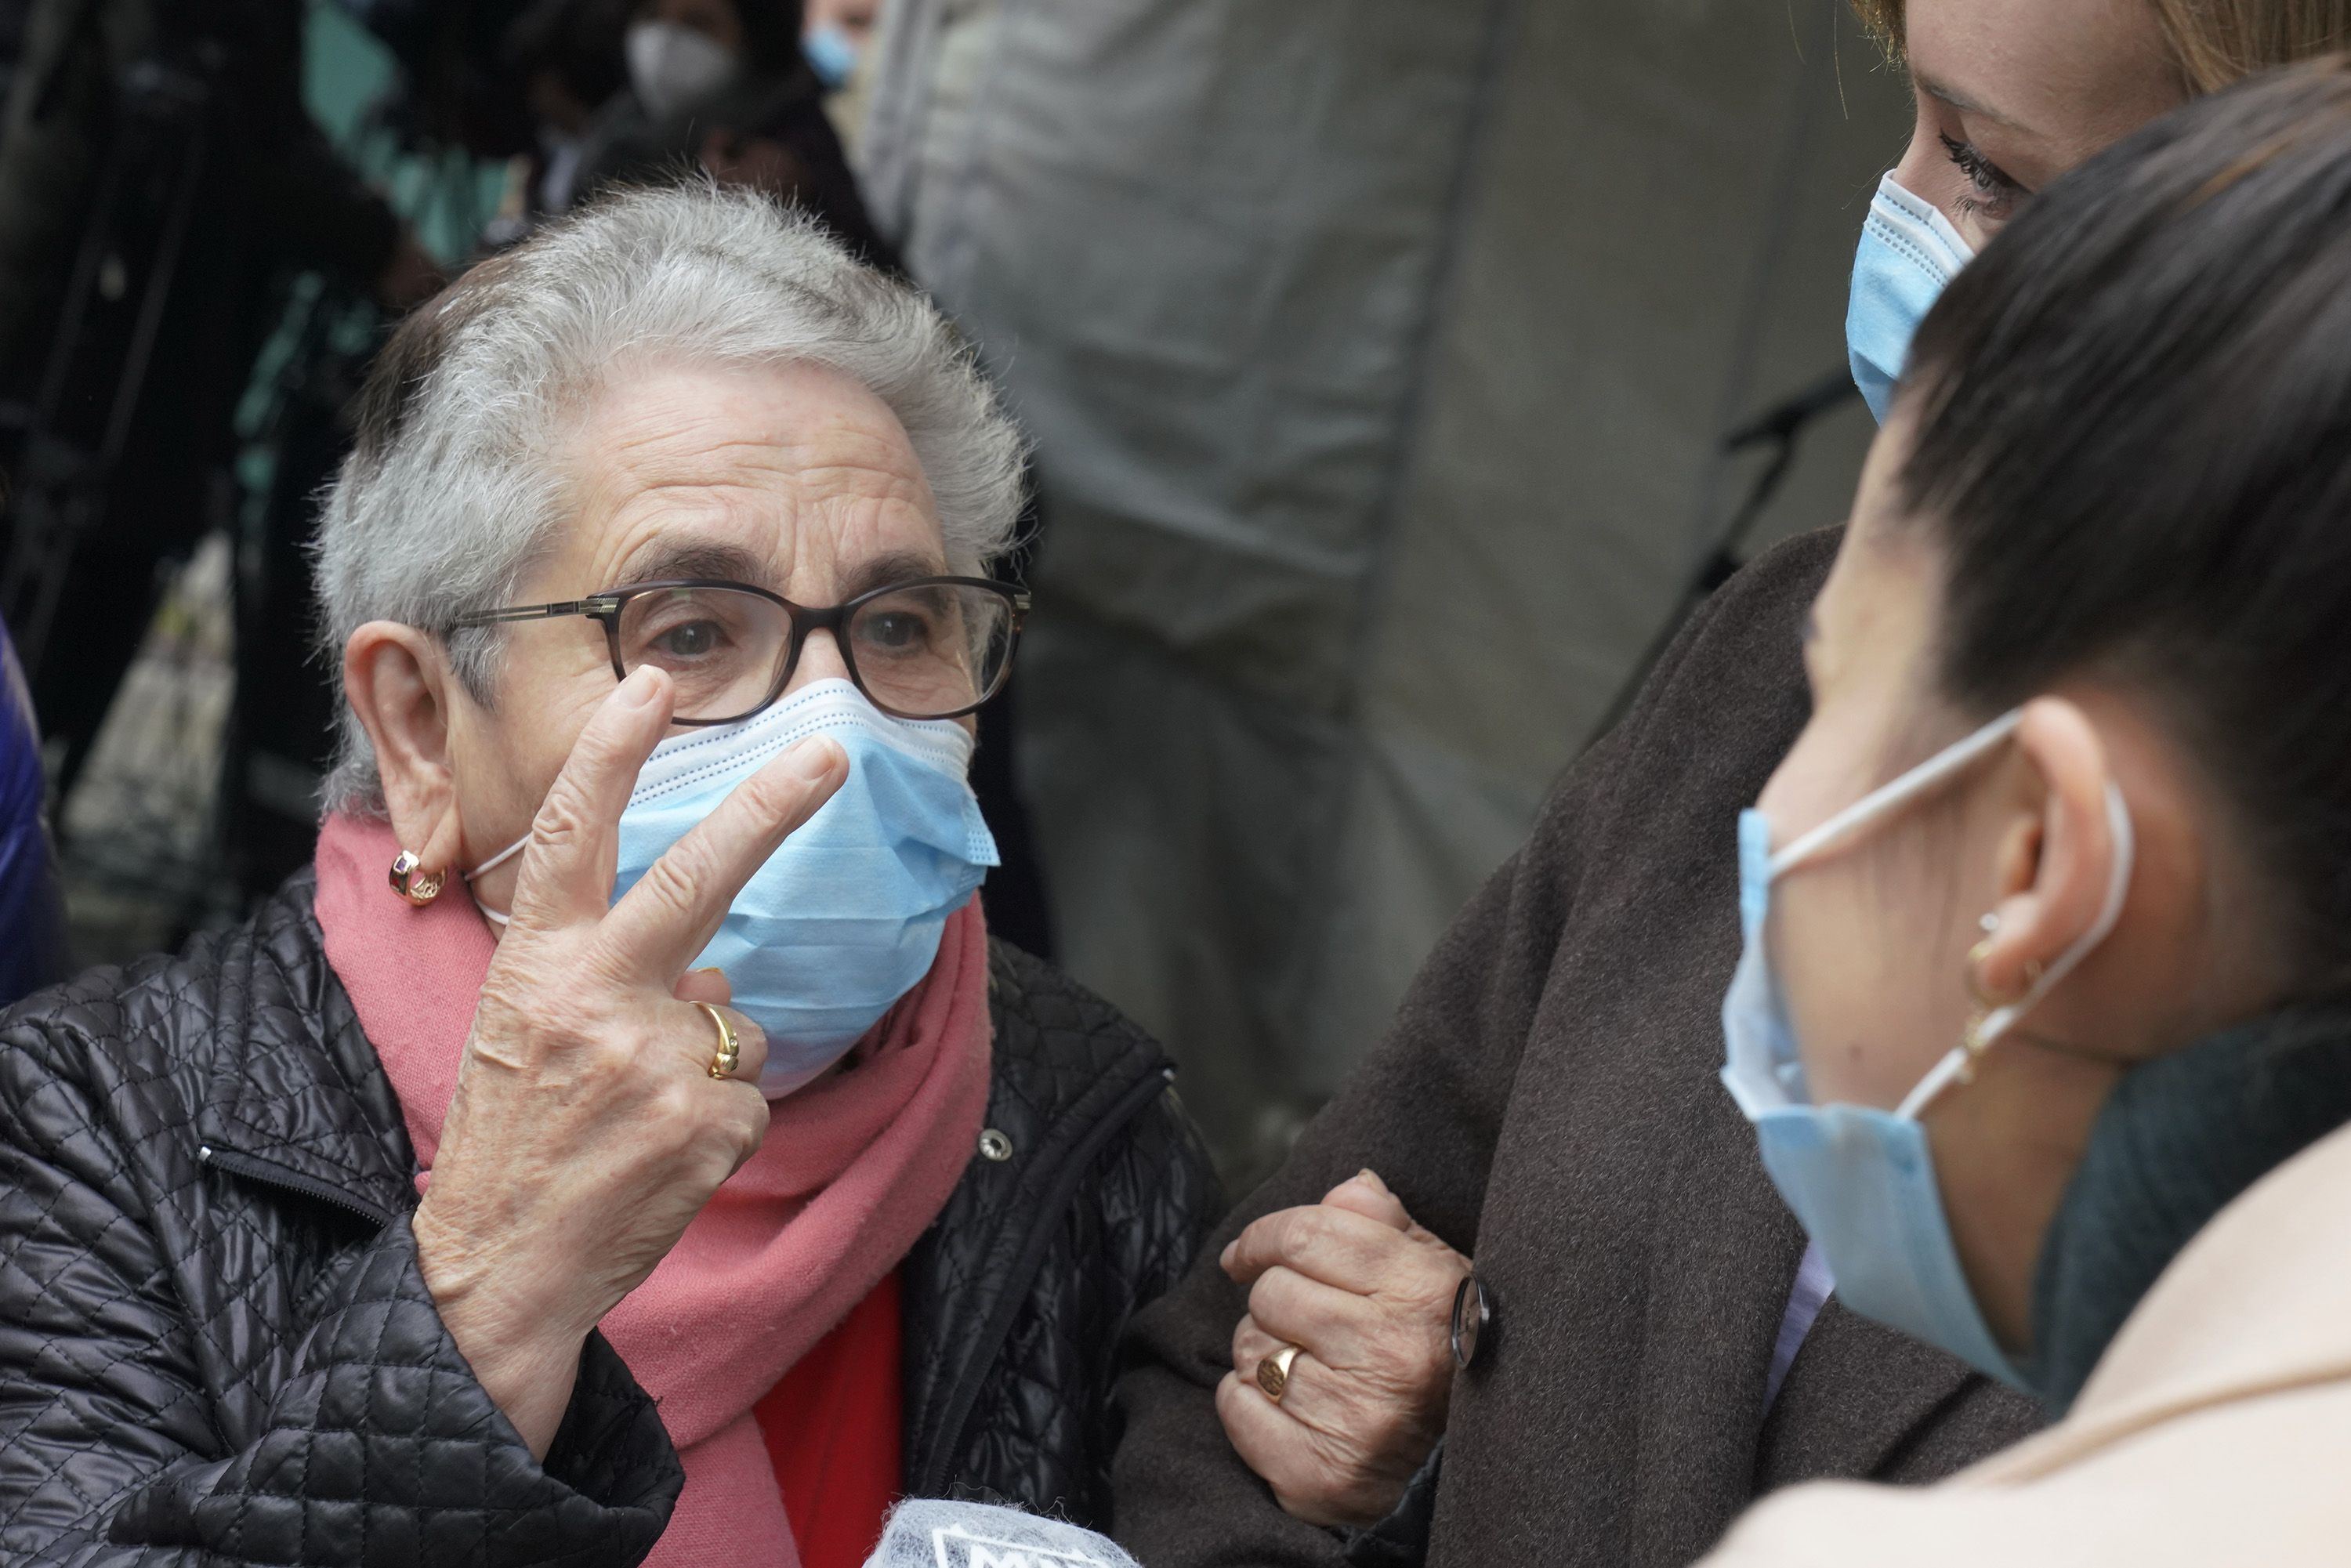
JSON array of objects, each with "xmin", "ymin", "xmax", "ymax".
[
  {"xmin": 323, "ymin": 185, "xmax": 1215, "ymax": 1542},
  {"xmin": 1842, "ymin": 0, "xmax": 2208, "ymax": 423},
  {"xmin": 563, "ymin": 0, "xmax": 906, "ymax": 272},
  {"xmin": 1701, "ymin": 59, "xmax": 2351, "ymax": 1564},
  {"xmin": 801, "ymin": 0, "xmax": 879, "ymax": 93},
  {"xmin": 1846, "ymin": 175, "xmax": 1975, "ymax": 424},
  {"xmin": 0, "ymin": 184, "xmax": 1216, "ymax": 1565}
]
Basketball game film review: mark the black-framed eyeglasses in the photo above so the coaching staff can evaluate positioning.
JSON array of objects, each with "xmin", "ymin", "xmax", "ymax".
[{"xmin": 448, "ymin": 576, "xmax": 1030, "ymax": 725}]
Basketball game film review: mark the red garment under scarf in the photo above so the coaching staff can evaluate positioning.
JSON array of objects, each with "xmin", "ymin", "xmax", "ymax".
[{"xmin": 755, "ymin": 1271, "xmax": 904, "ymax": 1568}]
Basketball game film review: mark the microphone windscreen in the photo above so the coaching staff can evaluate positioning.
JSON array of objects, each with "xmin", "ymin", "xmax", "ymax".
[{"xmin": 861, "ymin": 1500, "xmax": 1139, "ymax": 1568}]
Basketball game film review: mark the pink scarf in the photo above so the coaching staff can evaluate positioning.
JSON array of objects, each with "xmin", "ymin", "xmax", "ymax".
[{"xmin": 311, "ymin": 813, "xmax": 993, "ymax": 1568}]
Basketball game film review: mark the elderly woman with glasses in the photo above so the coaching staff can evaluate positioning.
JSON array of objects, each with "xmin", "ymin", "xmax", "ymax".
[{"xmin": 0, "ymin": 185, "xmax": 1217, "ymax": 1568}]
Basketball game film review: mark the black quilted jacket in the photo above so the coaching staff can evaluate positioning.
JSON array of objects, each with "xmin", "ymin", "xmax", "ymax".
[{"xmin": 0, "ymin": 875, "xmax": 1221, "ymax": 1565}]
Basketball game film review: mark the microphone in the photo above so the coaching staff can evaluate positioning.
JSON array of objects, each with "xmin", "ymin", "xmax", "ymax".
[{"xmin": 862, "ymin": 1501, "xmax": 1139, "ymax": 1568}]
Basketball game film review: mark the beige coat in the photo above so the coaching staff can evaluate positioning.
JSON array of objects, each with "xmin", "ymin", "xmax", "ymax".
[{"xmin": 1703, "ymin": 1120, "xmax": 2351, "ymax": 1566}]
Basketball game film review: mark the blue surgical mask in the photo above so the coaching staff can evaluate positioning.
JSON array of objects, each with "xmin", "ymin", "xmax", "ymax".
[
  {"xmin": 803, "ymin": 22, "xmax": 860, "ymax": 90},
  {"xmin": 1848, "ymin": 172, "xmax": 1977, "ymax": 424},
  {"xmin": 1719, "ymin": 710, "xmax": 2135, "ymax": 1388},
  {"xmin": 469, "ymin": 679, "xmax": 998, "ymax": 1098}
]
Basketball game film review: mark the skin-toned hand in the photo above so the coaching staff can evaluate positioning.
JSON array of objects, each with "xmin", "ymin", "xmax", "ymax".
[
  {"xmin": 410, "ymin": 665, "xmax": 846, "ymax": 1457},
  {"xmin": 1215, "ymin": 1171, "xmax": 1472, "ymax": 1529}
]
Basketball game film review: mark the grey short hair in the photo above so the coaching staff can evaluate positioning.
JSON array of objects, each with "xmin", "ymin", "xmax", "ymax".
[{"xmin": 313, "ymin": 183, "xmax": 1027, "ymax": 817}]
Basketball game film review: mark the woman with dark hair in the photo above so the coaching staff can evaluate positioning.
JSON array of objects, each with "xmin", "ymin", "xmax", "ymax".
[
  {"xmin": 1701, "ymin": 54, "xmax": 2351, "ymax": 1562},
  {"xmin": 1121, "ymin": 3, "xmax": 2351, "ymax": 1566}
]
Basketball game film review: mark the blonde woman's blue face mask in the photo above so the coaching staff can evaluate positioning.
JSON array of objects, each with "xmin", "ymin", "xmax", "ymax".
[{"xmin": 1847, "ymin": 173, "xmax": 1976, "ymax": 423}]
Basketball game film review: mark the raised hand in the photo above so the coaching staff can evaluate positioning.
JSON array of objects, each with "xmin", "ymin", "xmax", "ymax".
[{"xmin": 411, "ymin": 666, "xmax": 846, "ymax": 1455}]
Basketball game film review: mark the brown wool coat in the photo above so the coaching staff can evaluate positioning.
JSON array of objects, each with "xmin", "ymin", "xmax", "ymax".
[{"xmin": 1110, "ymin": 528, "xmax": 2044, "ymax": 1568}]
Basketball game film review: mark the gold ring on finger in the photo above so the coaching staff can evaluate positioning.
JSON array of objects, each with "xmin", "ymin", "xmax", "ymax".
[
  {"xmin": 1255, "ymin": 1343, "xmax": 1301, "ymax": 1404},
  {"xmin": 697, "ymin": 1002, "xmax": 741, "ymax": 1081}
]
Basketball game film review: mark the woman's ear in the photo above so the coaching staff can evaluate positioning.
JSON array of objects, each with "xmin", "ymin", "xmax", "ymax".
[
  {"xmin": 342, "ymin": 622, "xmax": 469, "ymax": 875},
  {"xmin": 1976, "ymin": 697, "xmax": 2119, "ymax": 1001}
]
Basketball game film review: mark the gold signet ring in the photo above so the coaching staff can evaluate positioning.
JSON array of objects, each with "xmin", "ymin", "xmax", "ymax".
[
  {"xmin": 1256, "ymin": 1344, "xmax": 1301, "ymax": 1404},
  {"xmin": 697, "ymin": 1003, "xmax": 741, "ymax": 1081}
]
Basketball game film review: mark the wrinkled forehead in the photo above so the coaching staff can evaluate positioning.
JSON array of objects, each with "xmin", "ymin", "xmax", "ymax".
[{"xmin": 542, "ymin": 357, "xmax": 949, "ymax": 602}]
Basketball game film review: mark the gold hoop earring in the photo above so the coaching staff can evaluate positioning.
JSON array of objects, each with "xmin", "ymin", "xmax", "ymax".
[{"xmin": 389, "ymin": 850, "xmax": 445, "ymax": 907}]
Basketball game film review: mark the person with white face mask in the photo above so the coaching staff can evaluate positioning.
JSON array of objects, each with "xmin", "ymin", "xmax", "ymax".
[
  {"xmin": 625, "ymin": 10, "xmax": 746, "ymax": 119},
  {"xmin": 1117, "ymin": 4, "xmax": 2351, "ymax": 1566},
  {"xmin": 1700, "ymin": 59, "xmax": 2351, "ymax": 1564},
  {"xmin": 567, "ymin": 0, "xmax": 905, "ymax": 270},
  {"xmin": 0, "ymin": 186, "xmax": 1216, "ymax": 1568}
]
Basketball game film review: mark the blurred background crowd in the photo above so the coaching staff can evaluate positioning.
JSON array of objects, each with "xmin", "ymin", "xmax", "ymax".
[{"xmin": 0, "ymin": 0, "xmax": 1914, "ymax": 1186}]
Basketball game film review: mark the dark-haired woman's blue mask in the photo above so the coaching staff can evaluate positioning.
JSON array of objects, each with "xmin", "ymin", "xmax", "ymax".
[
  {"xmin": 1719, "ymin": 711, "xmax": 2135, "ymax": 1389},
  {"xmin": 1847, "ymin": 173, "xmax": 1977, "ymax": 423}
]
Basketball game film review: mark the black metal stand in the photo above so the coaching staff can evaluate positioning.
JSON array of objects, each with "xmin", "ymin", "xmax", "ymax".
[
  {"xmin": 0, "ymin": 53, "xmax": 217, "ymax": 685},
  {"xmin": 1583, "ymin": 367, "xmax": 1857, "ymax": 747}
]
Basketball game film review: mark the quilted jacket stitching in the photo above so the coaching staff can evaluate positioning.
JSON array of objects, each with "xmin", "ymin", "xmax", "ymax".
[{"xmin": 0, "ymin": 878, "xmax": 1219, "ymax": 1563}]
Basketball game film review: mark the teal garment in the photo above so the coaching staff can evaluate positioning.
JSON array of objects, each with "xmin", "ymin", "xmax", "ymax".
[{"xmin": 2029, "ymin": 1007, "xmax": 2351, "ymax": 1414}]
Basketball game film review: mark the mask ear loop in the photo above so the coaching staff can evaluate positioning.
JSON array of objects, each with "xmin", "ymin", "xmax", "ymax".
[
  {"xmin": 460, "ymin": 834, "xmax": 531, "ymax": 929},
  {"xmin": 1772, "ymin": 712, "xmax": 2025, "ymax": 876},
  {"xmin": 463, "ymin": 835, "xmax": 529, "ymax": 882},
  {"xmin": 1895, "ymin": 781, "xmax": 2136, "ymax": 1121}
]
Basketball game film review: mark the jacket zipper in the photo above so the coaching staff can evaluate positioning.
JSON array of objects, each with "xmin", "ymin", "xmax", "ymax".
[
  {"xmin": 918, "ymin": 1062, "xmax": 1179, "ymax": 1496},
  {"xmin": 197, "ymin": 1143, "xmax": 397, "ymax": 1230}
]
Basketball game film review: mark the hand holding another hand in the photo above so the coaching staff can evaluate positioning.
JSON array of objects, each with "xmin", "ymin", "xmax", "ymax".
[{"xmin": 1215, "ymin": 1171, "xmax": 1471, "ymax": 1530}]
